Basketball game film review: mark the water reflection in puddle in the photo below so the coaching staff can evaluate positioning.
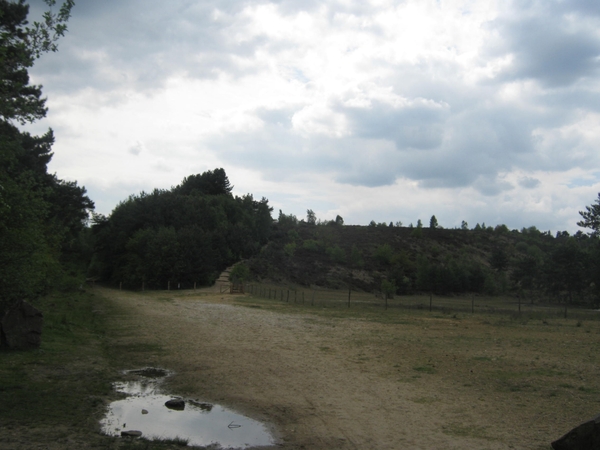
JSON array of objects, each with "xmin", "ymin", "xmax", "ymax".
[{"xmin": 100, "ymin": 368, "xmax": 274, "ymax": 449}]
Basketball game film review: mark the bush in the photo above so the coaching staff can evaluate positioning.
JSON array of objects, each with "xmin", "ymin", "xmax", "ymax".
[
  {"xmin": 229, "ymin": 263, "xmax": 250, "ymax": 283},
  {"xmin": 302, "ymin": 239, "xmax": 320, "ymax": 252},
  {"xmin": 375, "ymin": 244, "xmax": 394, "ymax": 265},
  {"xmin": 327, "ymin": 245, "xmax": 346, "ymax": 263},
  {"xmin": 284, "ymin": 243, "xmax": 297, "ymax": 257}
]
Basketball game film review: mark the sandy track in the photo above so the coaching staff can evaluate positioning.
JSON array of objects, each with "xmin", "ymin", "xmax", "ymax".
[{"xmin": 99, "ymin": 286, "xmax": 534, "ymax": 450}]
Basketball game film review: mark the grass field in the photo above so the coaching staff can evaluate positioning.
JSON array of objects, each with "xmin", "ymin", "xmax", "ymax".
[
  {"xmin": 0, "ymin": 291, "xmax": 193, "ymax": 449},
  {"xmin": 235, "ymin": 285, "xmax": 600, "ymax": 448},
  {"xmin": 246, "ymin": 282, "xmax": 599, "ymax": 319},
  {"xmin": 2, "ymin": 285, "xmax": 600, "ymax": 448}
]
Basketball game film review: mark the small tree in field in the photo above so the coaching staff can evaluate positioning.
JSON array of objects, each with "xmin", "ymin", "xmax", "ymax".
[
  {"xmin": 381, "ymin": 279, "xmax": 396, "ymax": 310},
  {"xmin": 429, "ymin": 215, "xmax": 438, "ymax": 229}
]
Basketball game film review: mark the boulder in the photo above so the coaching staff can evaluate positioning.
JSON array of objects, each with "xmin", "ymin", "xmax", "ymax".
[
  {"xmin": 0, "ymin": 301, "xmax": 43, "ymax": 350},
  {"xmin": 552, "ymin": 414, "xmax": 600, "ymax": 450},
  {"xmin": 165, "ymin": 398, "xmax": 185, "ymax": 410}
]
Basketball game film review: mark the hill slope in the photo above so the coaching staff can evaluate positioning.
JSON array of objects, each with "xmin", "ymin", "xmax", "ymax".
[{"xmin": 246, "ymin": 223, "xmax": 597, "ymax": 302}]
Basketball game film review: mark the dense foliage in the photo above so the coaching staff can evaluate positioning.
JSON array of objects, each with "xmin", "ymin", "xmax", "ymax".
[
  {"xmin": 90, "ymin": 169, "xmax": 273, "ymax": 289},
  {"xmin": 247, "ymin": 208, "xmax": 600, "ymax": 307},
  {"xmin": 0, "ymin": 0, "xmax": 93, "ymax": 314}
]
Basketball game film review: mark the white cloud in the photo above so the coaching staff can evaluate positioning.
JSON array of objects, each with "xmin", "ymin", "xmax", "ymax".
[{"xmin": 21, "ymin": 0, "xmax": 600, "ymax": 233}]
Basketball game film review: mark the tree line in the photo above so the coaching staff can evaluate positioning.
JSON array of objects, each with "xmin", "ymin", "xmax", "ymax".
[
  {"xmin": 0, "ymin": 0, "xmax": 93, "ymax": 315},
  {"xmin": 249, "ymin": 202, "xmax": 600, "ymax": 307},
  {"xmin": 89, "ymin": 169, "xmax": 273, "ymax": 289}
]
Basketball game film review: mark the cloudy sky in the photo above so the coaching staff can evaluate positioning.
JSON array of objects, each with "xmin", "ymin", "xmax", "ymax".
[{"xmin": 24, "ymin": 0, "xmax": 600, "ymax": 232}]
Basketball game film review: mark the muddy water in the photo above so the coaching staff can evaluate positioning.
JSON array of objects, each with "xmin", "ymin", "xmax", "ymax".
[{"xmin": 100, "ymin": 368, "xmax": 274, "ymax": 448}]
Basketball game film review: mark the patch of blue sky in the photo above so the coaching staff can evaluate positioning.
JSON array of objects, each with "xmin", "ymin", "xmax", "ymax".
[{"xmin": 567, "ymin": 173, "xmax": 600, "ymax": 188}]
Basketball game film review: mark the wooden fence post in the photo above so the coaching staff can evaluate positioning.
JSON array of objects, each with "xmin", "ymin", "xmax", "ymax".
[{"xmin": 348, "ymin": 285, "xmax": 351, "ymax": 308}]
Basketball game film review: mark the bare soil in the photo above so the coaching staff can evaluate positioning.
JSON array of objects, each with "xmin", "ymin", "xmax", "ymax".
[{"xmin": 94, "ymin": 282, "xmax": 600, "ymax": 450}]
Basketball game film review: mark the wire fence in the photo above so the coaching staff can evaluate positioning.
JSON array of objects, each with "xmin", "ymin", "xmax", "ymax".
[{"xmin": 245, "ymin": 283, "xmax": 600, "ymax": 321}]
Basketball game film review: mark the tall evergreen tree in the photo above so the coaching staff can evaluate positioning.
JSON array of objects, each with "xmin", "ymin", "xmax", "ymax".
[
  {"xmin": 0, "ymin": 0, "xmax": 93, "ymax": 314},
  {"xmin": 578, "ymin": 193, "xmax": 600, "ymax": 237}
]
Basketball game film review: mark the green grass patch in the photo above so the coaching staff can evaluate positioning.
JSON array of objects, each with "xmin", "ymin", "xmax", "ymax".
[
  {"xmin": 413, "ymin": 365, "xmax": 436, "ymax": 374},
  {"xmin": 578, "ymin": 386, "xmax": 598, "ymax": 393},
  {"xmin": 0, "ymin": 291, "xmax": 112, "ymax": 429},
  {"xmin": 0, "ymin": 290, "xmax": 190, "ymax": 449},
  {"xmin": 442, "ymin": 423, "xmax": 493, "ymax": 440}
]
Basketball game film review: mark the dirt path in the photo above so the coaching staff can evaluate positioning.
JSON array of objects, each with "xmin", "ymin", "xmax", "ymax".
[{"xmin": 98, "ymin": 283, "xmax": 562, "ymax": 450}]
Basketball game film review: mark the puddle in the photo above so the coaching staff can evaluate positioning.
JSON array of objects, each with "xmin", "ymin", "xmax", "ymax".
[{"xmin": 101, "ymin": 368, "xmax": 275, "ymax": 449}]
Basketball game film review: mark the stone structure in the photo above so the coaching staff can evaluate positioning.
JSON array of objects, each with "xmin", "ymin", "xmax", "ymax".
[{"xmin": 0, "ymin": 301, "xmax": 43, "ymax": 350}]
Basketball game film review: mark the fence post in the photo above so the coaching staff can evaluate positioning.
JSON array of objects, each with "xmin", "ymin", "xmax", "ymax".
[
  {"xmin": 471, "ymin": 296, "xmax": 474, "ymax": 314},
  {"xmin": 142, "ymin": 281, "xmax": 145, "ymax": 291},
  {"xmin": 429, "ymin": 294, "xmax": 432, "ymax": 312},
  {"xmin": 168, "ymin": 281, "xmax": 170, "ymax": 291},
  {"xmin": 348, "ymin": 285, "xmax": 351, "ymax": 308}
]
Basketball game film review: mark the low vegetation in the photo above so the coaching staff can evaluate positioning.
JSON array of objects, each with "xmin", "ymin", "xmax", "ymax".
[
  {"xmin": 247, "ymin": 214, "xmax": 600, "ymax": 310},
  {"xmin": 0, "ymin": 289, "xmax": 202, "ymax": 449}
]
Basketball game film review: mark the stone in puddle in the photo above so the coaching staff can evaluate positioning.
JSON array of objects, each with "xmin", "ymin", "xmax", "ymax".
[
  {"xmin": 552, "ymin": 413, "xmax": 600, "ymax": 450},
  {"xmin": 165, "ymin": 398, "xmax": 185, "ymax": 410},
  {"xmin": 121, "ymin": 430, "xmax": 142, "ymax": 437}
]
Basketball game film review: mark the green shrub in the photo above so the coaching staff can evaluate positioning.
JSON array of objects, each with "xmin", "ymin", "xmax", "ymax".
[{"xmin": 284, "ymin": 242, "xmax": 297, "ymax": 257}]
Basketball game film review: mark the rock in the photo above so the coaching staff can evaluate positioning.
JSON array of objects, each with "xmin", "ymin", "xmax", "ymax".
[
  {"xmin": 552, "ymin": 413, "xmax": 600, "ymax": 450},
  {"xmin": 121, "ymin": 430, "xmax": 142, "ymax": 437},
  {"xmin": 165, "ymin": 398, "xmax": 185, "ymax": 410},
  {"xmin": 0, "ymin": 301, "xmax": 43, "ymax": 350},
  {"xmin": 141, "ymin": 409, "xmax": 148, "ymax": 414}
]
